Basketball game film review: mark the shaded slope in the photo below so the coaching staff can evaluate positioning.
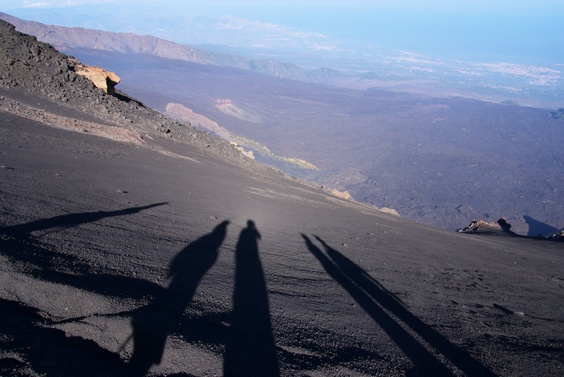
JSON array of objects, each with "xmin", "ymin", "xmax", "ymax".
[{"xmin": 0, "ymin": 11, "xmax": 320, "ymax": 82}]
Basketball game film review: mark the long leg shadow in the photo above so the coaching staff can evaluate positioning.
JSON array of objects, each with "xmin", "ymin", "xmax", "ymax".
[
  {"xmin": 223, "ymin": 220, "xmax": 279, "ymax": 377},
  {"xmin": 1, "ymin": 204, "xmax": 228, "ymax": 375},
  {"xmin": 303, "ymin": 234, "xmax": 496, "ymax": 377},
  {"xmin": 0, "ymin": 202, "xmax": 168, "ymax": 239},
  {"xmin": 127, "ymin": 220, "xmax": 230, "ymax": 374},
  {"xmin": 0, "ymin": 202, "xmax": 171, "ymax": 293}
]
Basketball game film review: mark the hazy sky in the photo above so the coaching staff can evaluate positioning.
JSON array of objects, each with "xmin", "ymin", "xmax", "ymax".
[{"xmin": 2, "ymin": 0, "xmax": 563, "ymax": 63}]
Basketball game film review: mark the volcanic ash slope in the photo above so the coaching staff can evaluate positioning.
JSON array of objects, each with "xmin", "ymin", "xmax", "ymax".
[{"xmin": 1, "ymin": 18, "xmax": 564, "ymax": 377}]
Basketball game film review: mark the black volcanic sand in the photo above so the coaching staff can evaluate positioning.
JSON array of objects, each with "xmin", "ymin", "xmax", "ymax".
[{"xmin": 1, "ymin": 105, "xmax": 564, "ymax": 376}]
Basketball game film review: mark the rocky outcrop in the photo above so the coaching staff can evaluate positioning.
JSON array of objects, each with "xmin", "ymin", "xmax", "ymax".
[
  {"xmin": 546, "ymin": 230, "xmax": 564, "ymax": 242},
  {"xmin": 380, "ymin": 207, "xmax": 401, "ymax": 217},
  {"xmin": 458, "ymin": 220, "xmax": 507, "ymax": 234},
  {"xmin": 230, "ymin": 142, "xmax": 255, "ymax": 160},
  {"xmin": 0, "ymin": 18, "xmax": 185, "ymax": 140},
  {"xmin": 460, "ymin": 218, "xmax": 564, "ymax": 242},
  {"xmin": 74, "ymin": 63, "xmax": 120, "ymax": 94},
  {"xmin": 331, "ymin": 189, "xmax": 353, "ymax": 200}
]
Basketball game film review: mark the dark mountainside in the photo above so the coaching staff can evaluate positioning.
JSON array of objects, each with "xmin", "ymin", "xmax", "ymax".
[
  {"xmin": 1, "ymin": 18, "xmax": 564, "ymax": 377},
  {"xmin": 2, "ymin": 13, "xmax": 562, "ymax": 235}
]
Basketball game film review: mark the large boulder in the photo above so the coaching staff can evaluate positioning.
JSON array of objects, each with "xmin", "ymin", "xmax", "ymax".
[{"xmin": 74, "ymin": 63, "xmax": 120, "ymax": 94}]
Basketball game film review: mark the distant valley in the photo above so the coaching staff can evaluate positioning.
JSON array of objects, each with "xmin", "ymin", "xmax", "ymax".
[
  {"xmin": 2, "ymin": 12, "xmax": 563, "ymax": 109},
  {"xmin": 3, "ymin": 13, "xmax": 563, "ymax": 235}
]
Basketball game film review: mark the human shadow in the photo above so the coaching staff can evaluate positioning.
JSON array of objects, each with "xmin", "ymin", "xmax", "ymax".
[
  {"xmin": 0, "ymin": 202, "xmax": 170, "ymax": 285},
  {"xmin": 0, "ymin": 205, "xmax": 227, "ymax": 376},
  {"xmin": 127, "ymin": 220, "xmax": 229, "ymax": 375},
  {"xmin": 0, "ymin": 202, "xmax": 168, "ymax": 239},
  {"xmin": 302, "ymin": 234, "xmax": 497, "ymax": 377},
  {"xmin": 223, "ymin": 220, "xmax": 279, "ymax": 377}
]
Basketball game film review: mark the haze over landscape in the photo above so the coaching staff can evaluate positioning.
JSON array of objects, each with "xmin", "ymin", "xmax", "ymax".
[
  {"xmin": 4, "ymin": 0, "xmax": 564, "ymax": 64},
  {"xmin": 1, "ymin": 2, "xmax": 564, "ymax": 376},
  {"xmin": 3, "ymin": 0, "xmax": 564, "ymax": 109}
]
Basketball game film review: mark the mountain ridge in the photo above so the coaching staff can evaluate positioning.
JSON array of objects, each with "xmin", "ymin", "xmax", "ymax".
[{"xmin": 0, "ymin": 11, "xmax": 339, "ymax": 83}]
